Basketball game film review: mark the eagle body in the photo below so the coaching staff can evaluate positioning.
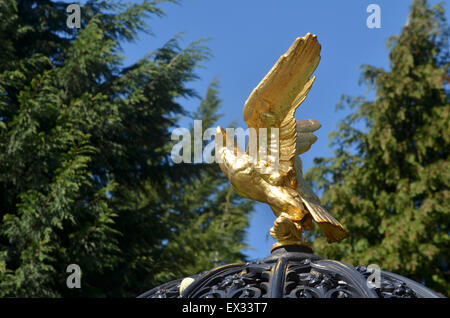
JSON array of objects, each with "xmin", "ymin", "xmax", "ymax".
[{"xmin": 216, "ymin": 34, "xmax": 349, "ymax": 245}]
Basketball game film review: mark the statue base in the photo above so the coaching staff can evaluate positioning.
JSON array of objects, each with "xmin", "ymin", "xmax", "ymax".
[{"xmin": 270, "ymin": 240, "xmax": 313, "ymax": 254}]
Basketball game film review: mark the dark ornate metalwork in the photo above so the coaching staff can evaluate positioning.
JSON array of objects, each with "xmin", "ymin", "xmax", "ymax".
[{"xmin": 137, "ymin": 246, "xmax": 444, "ymax": 298}]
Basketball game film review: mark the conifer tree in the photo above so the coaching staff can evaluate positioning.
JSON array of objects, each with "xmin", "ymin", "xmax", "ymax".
[
  {"xmin": 0, "ymin": 0, "xmax": 253, "ymax": 297},
  {"xmin": 306, "ymin": 0, "xmax": 449, "ymax": 295}
]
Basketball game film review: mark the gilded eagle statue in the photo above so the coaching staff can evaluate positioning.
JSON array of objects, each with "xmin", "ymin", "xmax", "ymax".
[{"xmin": 215, "ymin": 33, "xmax": 349, "ymax": 251}]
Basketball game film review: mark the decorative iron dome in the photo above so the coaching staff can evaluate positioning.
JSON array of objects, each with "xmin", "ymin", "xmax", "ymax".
[{"xmin": 137, "ymin": 246, "xmax": 443, "ymax": 298}]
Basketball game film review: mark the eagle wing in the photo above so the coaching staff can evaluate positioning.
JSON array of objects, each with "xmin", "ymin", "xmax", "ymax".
[{"xmin": 243, "ymin": 33, "xmax": 321, "ymax": 183}]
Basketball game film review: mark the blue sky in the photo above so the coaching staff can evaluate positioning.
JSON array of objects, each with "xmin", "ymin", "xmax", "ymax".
[{"xmin": 120, "ymin": 0, "xmax": 449, "ymax": 260}]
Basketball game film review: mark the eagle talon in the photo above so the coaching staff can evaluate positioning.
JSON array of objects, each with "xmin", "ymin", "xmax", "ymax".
[{"xmin": 270, "ymin": 212, "xmax": 307, "ymax": 244}]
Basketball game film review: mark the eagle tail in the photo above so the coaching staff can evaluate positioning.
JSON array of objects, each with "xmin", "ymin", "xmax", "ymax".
[{"xmin": 300, "ymin": 197, "xmax": 349, "ymax": 243}]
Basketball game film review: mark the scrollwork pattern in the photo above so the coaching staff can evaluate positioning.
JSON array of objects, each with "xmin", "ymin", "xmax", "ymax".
[{"xmin": 138, "ymin": 253, "xmax": 440, "ymax": 298}]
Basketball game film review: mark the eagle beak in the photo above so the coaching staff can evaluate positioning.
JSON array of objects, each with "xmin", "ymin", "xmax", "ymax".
[
  {"xmin": 216, "ymin": 126, "xmax": 227, "ymax": 146},
  {"xmin": 216, "ymin": 126, "xmax": 226, "ymax": 135}
]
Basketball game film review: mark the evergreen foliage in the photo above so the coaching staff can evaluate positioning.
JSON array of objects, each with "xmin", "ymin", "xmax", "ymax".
[
  {"xmin": 0, "ymin": 0, "xmax": 253, "ymax": 297},
  {"xmin": 306, "ymin": 0, "xmax": 449, "ymax": 295}
]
